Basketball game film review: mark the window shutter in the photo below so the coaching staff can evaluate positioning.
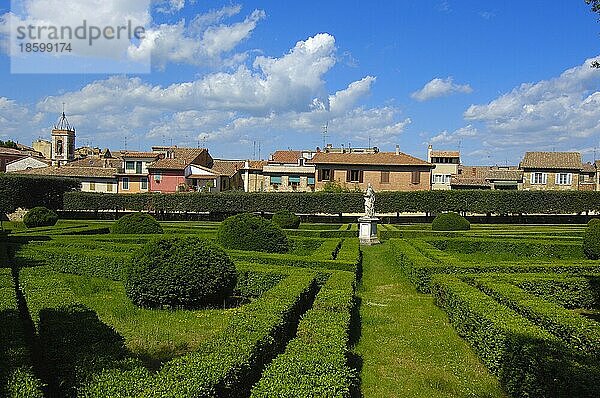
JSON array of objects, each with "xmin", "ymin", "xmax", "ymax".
[
  {"xmin": 359, "ymin": 170, "xmax": 364, "ymax": 183},
  {"xmin": 555, "ymin": 173, "xmax": 559, "ymax": 185},
  {"xmin": 317, "ymin": 170, "xmax": 322, "ymax": 182},
  {"xmin": 412, "ymin": 171, "xmax": 420, "ymax": 184},
  {"xmin": 346, "ymin": 170, "xmax": 351, "ymax": 182},
  {"xmin": 543, "ymin": 173, "xmax": 547, "ymax": 185}
]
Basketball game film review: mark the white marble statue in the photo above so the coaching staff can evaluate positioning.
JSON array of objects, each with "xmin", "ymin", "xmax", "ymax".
[{"xmin": 364, "ymin": 183, "xmax": 375, "ymax": 218}]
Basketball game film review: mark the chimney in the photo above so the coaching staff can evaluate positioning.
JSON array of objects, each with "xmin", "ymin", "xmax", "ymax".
[
  {"xmin": 427, "ymin": 145, "xmax": 433, "ymax": 162},
  {"xmin": 395, "ymin": 144, "xmax": 400, "ymax": 156}
]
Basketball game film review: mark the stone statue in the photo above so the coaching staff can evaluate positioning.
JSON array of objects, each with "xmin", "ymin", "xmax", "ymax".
[{"xmin": 364, "ymin": 183, "xmax": 375, "ymax": 217}]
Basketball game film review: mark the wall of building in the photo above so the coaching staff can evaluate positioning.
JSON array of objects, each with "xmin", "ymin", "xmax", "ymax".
[
  {"xmin": 149, "ymin": 170, "xmax": 186, "ymax": 193},
  {"xmin": 119, "ymin": 176, "xmax": 150, "ymax": 194},
  {"xmin": 522, "ymin": 170, "xmax": 580, "ymax": 191},
  {"xmin": 263, "ymin": 174, "xmax": 315, "ymax": 192},
  {"xmin": 314, "ymin": 166, "xmax": 431, "ymax": 191},
  {"xmin": 6, "ymin": 157, "xmax": 47, "ymax": 172},
  {"xmin": 430, "ymin": 163, "xmax": 458, "ymax": 190},
  {"xmin": 81, "ymin": 179, "xmax": 118, "ymax": 193}
]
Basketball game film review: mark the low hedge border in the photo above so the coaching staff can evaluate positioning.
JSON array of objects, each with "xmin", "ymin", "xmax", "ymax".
[
  {"xmin": 431, "ymin": 274, "xmax": 600, "ymax": 398},
  {"xmin": 391, "ymin": 239, "xmax": 600, "ymax": 293},
  {"xmin": 507, "ymin": 274, "xmax": 600, "ymax": 309},
  {"xmin": 0, "ymin": 269, "xmax": 45, "ymax": 398},
  {"xmin": 468, "ymin": 277, "xmax": 600, "ymax": 357},
  {"xmin": 251, "ymin": 271, "xmax": 357, "ymax": 397}
]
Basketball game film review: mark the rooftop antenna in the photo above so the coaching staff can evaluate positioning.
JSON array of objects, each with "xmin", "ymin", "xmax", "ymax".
[
  {"xmin": 124, "ymin": 135, "xmax": 128, "ymax": 150},
  {"xmin": 258, "ymin": 142, "xmax": 262, "ymax": 160},
  {"xmin": 253, "ymin": 141, "xmax": 256, "ymax": 159},
  {"xmin": 368, "ymin": 134, "xmax": 371, "ymax": 148},
  {"xmin": 458, "ymin": 139, "xmax": 462, "ymax": 153},
  {"xmin": 322, "ymin": 122, "xmax": 328, "ymax": 148}
]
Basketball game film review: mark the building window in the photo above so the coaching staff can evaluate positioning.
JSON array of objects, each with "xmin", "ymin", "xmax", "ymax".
[
  {"xmin": 556, "ymin": 173, "xmax": 572, "ymax": 185},
  {"xmin": 136, "ymin": 161, "xmax": 143, "ymax": 174},
  {"xmin": 122, "ymin": 177, "xmax": 129, "ymax": 190},
  {"xmin": 270, "ymin": 176, "xmax": 282, "ymax": 186},
  {"xmin": 532, "ymin": 172, "xmax": 547, "ymax": 184},
  {"xmin": 411, "ymin": 171, "xmax": 421, "ymax": 185},
  {"xmin": 141, "ymin": 177, "xmax": 148, "ymax": 190},
  {"xmin": 319, "ymin": 169, "xmax": 331, "ymax": 181},
  {"xmin": 381, "ymin": 171, "xmax": 390, "ymax": 184},
  {"xmin": 433, "ymin": 174, "xmax": 451, "ymax": 184},
  {"xmin": 308, "ymin": 176, "xmax": 315, "ymax": 186},
  {"xmin": 107, "ymin": 183, "xmax": 113, "ymax": 192},
  {"xmin": 89, "ymin": 181, "xmax": 95, "ymax": 191},
  {"xmin": 288, "ymin": 176, "xmax": 300, "ymax": 188},
  {"xmin": 349, "ymin": 170, "xmax": 360, "ymax": 182},
  {"xmin": 125, "ymin": 161, "xmax": 135, "ymax": 171}
]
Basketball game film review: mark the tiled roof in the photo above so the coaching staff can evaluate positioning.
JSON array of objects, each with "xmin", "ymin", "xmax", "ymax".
[
  {"xmin": 148, "ymin": 148, "xmax": 208, "ymax": 170},
  {"xmin": 14, "ymin": 166, "xmax": 117, "ymax": 178},
  {"xmin": 485, "ymin": 169, "xmax": 523, "ymax": 181},
  {"xmin": 0, "ymin": 147, "xmax": 26, "ymax": 156},
  {"xmin": 450, "ymin": 177, "xmax": 491, "ymax": 187},
  {"xmin": 211, "ymin": 160, "xmax": 244, "ymax": 176},
  {"xmin": 66, "ymin": 157, "xmax": 122, "ymax": 168},
  {"xmin": 520, "ymin": 152, "xmax": 582, "ymax": 170},
  {"xmin": 431, "ymin": 150, "xmax": 460, "ymax": 158},
  {"xmin": 309, "ymin": 151, "xmax": 431, "ymax": 166},
  {"xmin": 244, "ymin": 160, "xmax": 268, "ymax": 170},
  {"xmin": 120, "ymin": 151, "xmax": 160, "ymax": 159},
  {"xmin": 453, "ymin": 166, "xmax": 523, "ymax": 186},
  {"xmin": 270, "ymin": 150, "xmax": 302, "ymax": 163},
  {"xmin": 582, "ymin": 162, "xmax": 596, "ymax": 173}
]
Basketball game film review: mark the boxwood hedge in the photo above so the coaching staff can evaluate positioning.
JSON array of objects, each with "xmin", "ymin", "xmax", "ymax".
[{"xmin": 0, "ymin": 174, "xmax": 80, "ymax": 214}]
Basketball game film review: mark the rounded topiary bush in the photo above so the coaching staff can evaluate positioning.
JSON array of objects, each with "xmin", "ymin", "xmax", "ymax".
[
  {"xmin": 126, "ymin": 236, "xmax": 237, "ymax": 308},
  {"xmin": 583, "ymin": 223, "xmax": 600, "ymax": 260},
  {"xmin": 217, "ymin": 213, "xmax": 289, "ymax": 253},
  {"xmin": 111, "ymin": 213, "xmax": 163, "ymax": 234},
  {"xmin": 431, "ymin": 212, "xmax": 470, "ymax": 231},
  {"xmin": 23, "ymin": 207, "xmax": 59, "ymax": 228},
  {"xmin": 272, "ymin": 210, "xmax": 300, "ymax": 229},
  {"xmin": 588, "ymin": 218, "xmax": 600, "ymax": 227}
]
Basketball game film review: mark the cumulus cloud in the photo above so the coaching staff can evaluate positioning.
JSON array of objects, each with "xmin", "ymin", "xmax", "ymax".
[
  {"xmin": 27, "ymin": 33, "xmax": 408, "ymax": 156},
  {"xmin": 464, "ymin": 56, "xmax": 600, "ymax": 150},
  {"xmin": 411, "ymin": 77, "xmax": 473, "ymax": 101},
  {"xmin": 430, "ymin": 125, "xmax": 478, "ymax": 144}
]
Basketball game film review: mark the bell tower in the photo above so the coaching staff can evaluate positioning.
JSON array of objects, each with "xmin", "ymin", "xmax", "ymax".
[{"xmin": 51, "ymin": 109, "xmax": 76, "ymax": 166}]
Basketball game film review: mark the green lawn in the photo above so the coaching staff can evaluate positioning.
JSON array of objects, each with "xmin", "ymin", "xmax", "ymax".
[{"xmin": 354, "ymin": 242, "xmax": 506, "ymax": 398}]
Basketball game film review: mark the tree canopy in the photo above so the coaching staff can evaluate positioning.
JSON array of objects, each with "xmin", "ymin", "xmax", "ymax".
[{"xmin": 587, "ymin": 1, "xmax": 600, "ymax": 68}]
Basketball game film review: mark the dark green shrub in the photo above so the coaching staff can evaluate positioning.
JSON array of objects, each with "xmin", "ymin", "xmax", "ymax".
[
  {"xmin": 431, "ymin": 212, "xmax": 470, "ymax": 231},
  {"xmin": 588, "ymin": 218, "xmax": 600, "ymax": 227},
  {"xmin": 22, "ymin": 207, "xmax": 59, "ymax": 228},
  {"xmin": 217, "ymin": 213, "xmax": 289, "ymax": 253},
  {"xmin": 583, "ymin": 223, "xmax": 600, "ymax": 260},
  {"xmin": 272, "ymin": 210, "xmax": 300, "ymax": 229},
  {"xmin": 125, "ymin": 237, "xmax": 237, "ymax": 309},
  {"xmin": 111, "ymin": 213, "xmax": 163, "ymax": 235}
]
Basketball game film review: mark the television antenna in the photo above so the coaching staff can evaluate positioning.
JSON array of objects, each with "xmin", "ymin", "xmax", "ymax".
[{"xmin": 322, "ymin": 122, "xmax": 328, "ymax": 148}]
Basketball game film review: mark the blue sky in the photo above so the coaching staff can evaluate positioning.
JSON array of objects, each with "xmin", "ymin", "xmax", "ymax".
[{"xmin": 0, "ymin": 0, "xmax": 599, "ymax": 165}]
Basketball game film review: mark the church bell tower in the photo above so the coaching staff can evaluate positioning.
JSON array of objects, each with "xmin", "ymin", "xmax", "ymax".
[{"xmin": 51, "ymin": 110, "xmax": 76, "ymax": 166}]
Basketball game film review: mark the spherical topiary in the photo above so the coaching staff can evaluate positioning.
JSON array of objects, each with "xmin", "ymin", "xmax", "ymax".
[
  {"xmin": 588, "ymin": 218, "xmax": 600, "ymax": 227},
  {"xmin": 583, "ymin": 223, "xmax": 600, "ymax": 260},
  {"xmin": 125, "ymin": 236, "xmax": 237, "ymax": 309},
  {"xmin": 272, "ymin": 210, "xmax": 301, "ymax": 229},
  {"xmin": 23, "ymin": 207, "xmax": 59, "ymax": 228},
  {"xmin": 431, "ymin": 212, "xmax": 470, "ymax": 231},
  {"xmin": 217, "ymin": 213, "xmax": 289, "ymax": 253},
  {"xmin": 111, "ymin": 213, "xmax": 163, "ymax": 234}
]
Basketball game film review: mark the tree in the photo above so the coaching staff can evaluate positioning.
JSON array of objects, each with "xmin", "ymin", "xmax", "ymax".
[
  {"xmin": 0, "ymin": 140, "xmax": 18, "ymax": 149},
  {"xmin": 588, "ymin": 0, "xmax": 600, "ymax": 68}
]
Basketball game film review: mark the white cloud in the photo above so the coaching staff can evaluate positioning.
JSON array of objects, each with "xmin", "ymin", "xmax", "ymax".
[
  {"xmin": 430, "ymin": 125, "xmax": 478, "ymax": 144},
  {"xmin": 28, "ymin": 33, "xmax": 409, "ymax": 157},
  {"xmin": 154, "ymin": 0, "xmax": 187, "ymax": 14},
  {"xmin": 411, "ymin": 77, "xmax": 473, "ymax": 101},
  {"xmin": 464, "ymin": 56, "xmax": 600, "ymax": 149}
]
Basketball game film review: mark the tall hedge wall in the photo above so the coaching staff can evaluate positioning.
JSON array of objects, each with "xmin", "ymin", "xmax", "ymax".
[
  {"xmin": 63, "ymin": 190, "xmax": 600, "ymax": 215},
  {"xmin": 0, "ymin": 175, "xmax": 80, "ymax": 213}
]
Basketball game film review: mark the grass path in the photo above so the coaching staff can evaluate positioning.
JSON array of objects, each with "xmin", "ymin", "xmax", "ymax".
[{"xmin": 354, "ymin": 242, "xmax": 506, "ymax": 398}]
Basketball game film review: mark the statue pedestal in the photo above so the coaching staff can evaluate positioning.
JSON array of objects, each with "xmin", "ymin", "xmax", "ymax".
[{"xmin": 358, "ymin": 216, "xmax": 380, "ymax": 245}]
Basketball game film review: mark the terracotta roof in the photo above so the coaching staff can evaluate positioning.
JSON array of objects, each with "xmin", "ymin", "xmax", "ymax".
[
  {"xmin": 309, "ymin": 151, "xmax": 431, "ymax": 167},
  {"xmin": 270, "ymin": 150, "xmax": 302, "ymax": 164},
  {"xmin": 485, "ymin": 169, "xmax": 523, "ymax": 181},
  {"xmin": 211, "ymin": 160, "xmax": 244, "ymax": 176},
  {"xmin": 66, "ymin": 157, "xmax": 122, "ymax": 168},
  {"xmin": 244, "ymin": 160, "xmax": 268, "ymax": 170},
  {"xmin": 430, "ymin": 150, "xmax": 460, "ymax": 158},
  {"xmin": 120, "ymin": 151, "xmax": 160, "ymax": 159},
  {"xmin": 6, "ymin": 156, "xmax": 50, "ymax": 166},
  {"xmin": 451, "ymin": 177, "xmax": 491, "ymax": 187},
  {"xmin": 582, "ymin": 162, "xmax": 596, "ymax": 173},
  {"xmin": 454, "ymin": 166, "xmax": 523, "ymax": 185},
  {"xmin": 0, "ymin": 147, "xmax": 26, "ymax": 156},
  {"xmin": 14, "ymin": 166, "xmax": 117, "ymax": 178},
  {"xmin": 148, "ymin": 148, "xmax": 208, "ymax": 170},
  {"xmin": 520, "ymin": 152, "xmax": 582, "ymax": 170}
]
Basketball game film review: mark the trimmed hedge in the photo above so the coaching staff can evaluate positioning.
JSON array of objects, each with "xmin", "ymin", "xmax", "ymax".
[
  {"xmin": 64, "ymin": 190, "xmax": 600, "ymax": 215},
  {"xmin": 23, "ymin": 206, "xmax": 59, "ymax": 228},
  {"xmin": 431, "ymin": 274, "xmax": 600, "ymax": 398},
  {"xmin": 431, "ymin": 212, "xmax": 470, "ymax": 231},
  {"xmin": 512, "ymin": 274, "xmax": 600, "ymax": 309},
  {"xmin": 218, "ymin": 213, "xmax": 289, "ymax": 254},
  {"xmin": 0, "ymin": 270, "xmax": 45, "ymax": 398},
  {"xmin": 251, "ymin": 271, "xmax": 357, "ymax": 397},
  {"xmin": 111, "ymin": 213, "xmax": 163, "ymax": 235},
  {"xmin": 583, "ymin": 223, "xmax": 600, "ymax": 260},
  {"xmin": 0, "ymin": 174, "xmax": 80, "ymax": 214},
  {"xmin": 272, "ymin": 210, "xmax": 300, "ymax": 229},
  {"xmin": 125, "ymin": 237, "xmax": 237, "ymax": 309}
]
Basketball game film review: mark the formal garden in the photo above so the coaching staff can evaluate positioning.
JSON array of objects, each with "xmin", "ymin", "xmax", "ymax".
[{"xmin": 1, "ymin": 175, "xmax": 599, "ymax": 397}]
